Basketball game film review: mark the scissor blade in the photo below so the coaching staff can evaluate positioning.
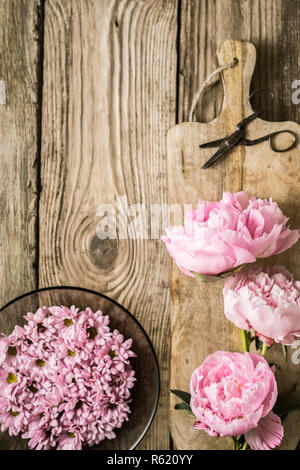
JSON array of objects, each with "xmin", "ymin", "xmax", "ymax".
[
  {"xmin": 201, "ymin": 141, "xmax": 237, "ymax": 169},
  {"xmin": 199, "ymin": 136, "xmax": 228, "ymax": 148}
]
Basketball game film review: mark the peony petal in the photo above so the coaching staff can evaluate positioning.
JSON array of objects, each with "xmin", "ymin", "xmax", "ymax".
[
  {"xmin": 247, "ymin": 353, "xmax": 278, "ymax": 417},
  {"xmin": 246, "ymin": 208, "xmax": 265, "ymax": 238},
  {"xmin": 248, "ymin": 305, "xmax": 300, "ymax": 347},
  {"xmin": 193, "ymin": 420, "xmax": 219, "ymax": 437},
  {"xmin": 223, "ymin": 288, "xmax": 252, "ymax": 331},
  {"xmin": 174, "ymin": 249, "xmax": 236, "ymax": 276},
  {"xmin": 245, "ymin": 411, "xmax": 283, "ymax": 450},
  {"xmin": 231, "ymin": 246, "xmax": 256, "ymax": 265},
  {"xmin": 253, "ymin": 224, "xmax": 283, "ymax": 257},
  {"xmin": 222, "ymin": 191, "xmax": 250, "ymax": 211},
  {"xmin": 255, "ymin": 332, "xmax": 274, "ymax": 347},
  {"xmin": 274, "ymin": 229, "xmax": 300, "ymax": 256}
]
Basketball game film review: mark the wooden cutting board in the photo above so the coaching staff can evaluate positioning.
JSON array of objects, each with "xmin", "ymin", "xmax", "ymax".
[{"xmin": 167, "ymin": 39, "xmax": 300, "ymax": 450}]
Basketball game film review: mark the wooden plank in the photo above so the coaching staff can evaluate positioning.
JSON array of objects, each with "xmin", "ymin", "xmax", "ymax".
[
  {"xmin": 169, "ymin": 0, "xmax": 300, "ymax": 450},
  {"xmin": 40, "ymin": 0, "xmax": 178, "ymax": 449},
  {"xmin": 0, "ymin": 0, "xmax": 41, "ymax": 306},
  {"xmin": 169, "ymin": 39, "xmax": 253, "ymax": 451},
  {"xmin": 178, "ymin": 0, "xmax": 290, "ymax": 123}
]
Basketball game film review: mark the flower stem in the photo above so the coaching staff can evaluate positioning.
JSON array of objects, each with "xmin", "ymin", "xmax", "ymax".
[
  {"xmin": 241, "ymin": 330, "xmax": 250, "ymax": 352},
  {"xmin": 242, "ymin": 441, "xmax": 249, "ymax": 450},
  {"xmin": 261, "ymin": 342, "xmax": 268, "ymax": 357},
  {"xmin": 282, "ymin": 344, "xmax": 287, "ymax": 359}
]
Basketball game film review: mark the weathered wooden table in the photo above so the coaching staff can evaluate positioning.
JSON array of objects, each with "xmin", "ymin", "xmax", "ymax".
[{"xmin": 1, "ymin": 0, "xmax": 300, "ymax": 450}]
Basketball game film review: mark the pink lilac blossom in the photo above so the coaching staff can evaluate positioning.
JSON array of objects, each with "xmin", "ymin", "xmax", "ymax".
[
  {"xmin": 190, "ymin": 351, "xmax": 283, "ymax": 450},
  {"xmin": 0, "ymin": 306, "xmax": 136, "ymax": 450},
  {"xmin": 223, "ymin": 265, "xmax": 300, "ymax": 346},
  {"xmin": 162, "ymin": 191, "xmax": 299, "ymax": 277}
]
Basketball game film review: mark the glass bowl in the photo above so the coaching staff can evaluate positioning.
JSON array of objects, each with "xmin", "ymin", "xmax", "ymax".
[{"xmin": 0, "ymin": 287, "xmax": 160, "ymax": 450}]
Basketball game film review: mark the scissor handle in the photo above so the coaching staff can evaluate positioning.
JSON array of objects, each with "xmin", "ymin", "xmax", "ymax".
[
  {"xmin": 237, "ymin": 88, "xmax": 275, "ymax": 130},
  {"xmin": 248, "ymin": 88, "xmax": 275, "ymax": 114},
  {"xmin": 243, "ymin": 130, "xmax": 297, "ymax": 152},
  {"xmin": 268, "ymin": 130, "xmax": 297, "ymax": 152}
]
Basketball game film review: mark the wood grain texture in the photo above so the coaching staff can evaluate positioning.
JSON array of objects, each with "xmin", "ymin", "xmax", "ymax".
[
  {"xmin": 169, "ymin": 39, "xmax": 252, "ymax": 451},
  {"xmin": 177, "ymin": 0, "xmax": 300, "ymax": 124},
  {"xmin": 2, "ymin": 0, "xmax": 300, "ymax": 452},
  {"xmin": 170, "ymin": 0, "xmax": 300, "ymax": 449},
  {"xmin": 0, "ymin": 0, "xmax": 41, "ymax": 306},
  {"xmin": 39, "ymin": 0, "xmax": 178, "ymax": 450},
  {"xmin": 169, "ymin": 36, "xmax": 300, "ymax": 450}
]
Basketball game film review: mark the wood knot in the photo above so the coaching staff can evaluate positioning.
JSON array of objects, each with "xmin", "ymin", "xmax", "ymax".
[{"xmin": 89, "ymin": 236, "xmax": 118, "ymax": 270}]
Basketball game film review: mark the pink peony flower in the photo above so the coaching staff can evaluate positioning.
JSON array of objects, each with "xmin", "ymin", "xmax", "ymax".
[
  {"xmin": 162, "ymin": 191, "xmax": 299, "ymax": 277},
  {"xmin": 0, "ymin": 305, "xmax": 136, "ymax": 450},
  {"xmin": 223, "ymin": 265, "xmax": 300, "ymax": 346},
  {"xmin": 190, "ymin": 351, "xmax": 283, "ymax": 450}
]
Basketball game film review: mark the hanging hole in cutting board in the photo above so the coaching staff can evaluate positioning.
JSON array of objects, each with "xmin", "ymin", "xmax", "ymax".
[
  {"xmin": 248, "ymin": 88, "xmax": 274, "ymax": 114},
  {"xmin": 193, "ymin": 76, "xmax": 223, "ymax": 124},
  {"xmin": 189, "ymin": 58, "xmax": 238, "ymax": 124}
]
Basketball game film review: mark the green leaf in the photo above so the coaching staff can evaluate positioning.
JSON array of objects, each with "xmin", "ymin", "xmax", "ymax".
[
  {"xmin": 274, "ymin": 390, "xmax": 300, "ymax": 417},
  {"xmin": 170, "ymin": 389, "xmax": 191, "ymax": 405},
  {"xmin": 192, "ymin": 272, "xmax": 221, "ymax": 282},
  {"xmin": 174, "ymin": 402, "xmax": 194, "ymax": 415},
  {"xmin": 219, "ymin": 264, "xmax": 246, "ymax": 278},
  {"xmin": 192, "ymin": 264, "xmax": 246, "ymax": 283}
]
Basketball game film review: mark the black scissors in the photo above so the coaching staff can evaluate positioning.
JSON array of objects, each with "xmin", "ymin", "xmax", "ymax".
[{"xmin": 200, "ymin": 88, "xmax": 297, "ymax": 170}]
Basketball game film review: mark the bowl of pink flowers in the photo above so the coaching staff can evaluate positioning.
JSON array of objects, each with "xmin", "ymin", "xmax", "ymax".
[{"xmin": 0, "ymin": 287, "xmax": 159, "ymax": 450}]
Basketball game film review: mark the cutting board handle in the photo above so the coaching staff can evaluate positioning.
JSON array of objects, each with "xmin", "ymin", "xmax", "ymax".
[{"xmin": 217, "ymin": 39, "xmax": 256, "ymax": 116}]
